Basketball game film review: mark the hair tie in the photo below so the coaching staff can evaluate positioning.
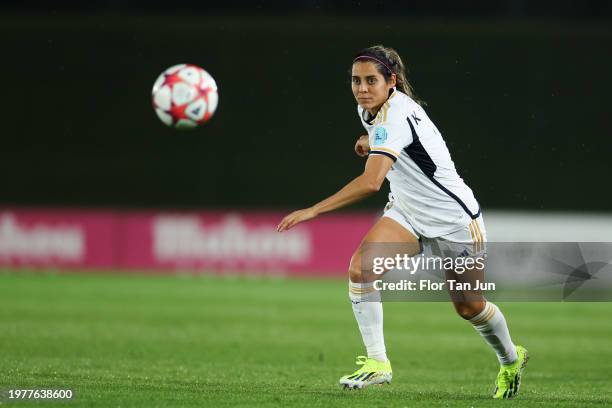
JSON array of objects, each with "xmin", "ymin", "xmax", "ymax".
[{"xmin": 353, "ymin": 55, "xmax": 394, "ymax": 74}]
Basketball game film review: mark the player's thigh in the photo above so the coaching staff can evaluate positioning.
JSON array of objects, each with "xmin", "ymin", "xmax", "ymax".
[
  {"xmin": 349, "ymin": 216, "xmax": 420, "ymax": 283},
  {"xmin": 362, "ymin": 216, "xmax": 419, "ymax": 244}
]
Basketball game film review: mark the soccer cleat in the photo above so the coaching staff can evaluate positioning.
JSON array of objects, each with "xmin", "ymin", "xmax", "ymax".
[
  {"xmin": 339, "ymin": 356, "xmax": 392, "ymax": 389},
  {"xmin": 493, "ymin": 345, "xmax": 529, "ymax": 399}
]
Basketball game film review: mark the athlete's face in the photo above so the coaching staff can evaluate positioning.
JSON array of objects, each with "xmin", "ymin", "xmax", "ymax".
[{"xmin": 351, "ymin": 61, "xmax": 396, "ymax": 114}]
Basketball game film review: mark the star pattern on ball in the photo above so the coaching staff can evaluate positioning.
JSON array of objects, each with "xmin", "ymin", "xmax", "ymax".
[
  {"xmin": 169, "ymin": 101, "xmax": 189, "ymax": 123},
  {"xmin": 161, "ymin": 71, "xmax": 185, "ymax": 88}
]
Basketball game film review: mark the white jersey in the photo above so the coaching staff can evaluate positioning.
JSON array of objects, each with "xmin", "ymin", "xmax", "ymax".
[{"xmin": 359, "ymin": 89, "xmax": 481, "ymax": 238}]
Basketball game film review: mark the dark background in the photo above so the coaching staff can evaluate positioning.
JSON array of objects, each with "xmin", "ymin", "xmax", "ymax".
[{"xmin": 1, "ymin": 1, "xmax": 611, "ymax": 211}]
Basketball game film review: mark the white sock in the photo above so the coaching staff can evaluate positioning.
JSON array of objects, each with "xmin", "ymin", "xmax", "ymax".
[
  {"xmin": 470, "ymin": 302, "xmax": 518, "ymax": 365},
  {"xmin": 349, "ymin": 281, "xmax": 387, "ymax": 363}
]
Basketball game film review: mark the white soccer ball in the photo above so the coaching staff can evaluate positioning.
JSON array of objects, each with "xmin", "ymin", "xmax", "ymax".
[{"xmin": 151, "ymin": 64, "xmax": 218, "ymax": 129}]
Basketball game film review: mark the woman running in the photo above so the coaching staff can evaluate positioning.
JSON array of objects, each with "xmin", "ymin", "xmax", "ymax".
[{"xmin": 277, "ymin": 45, "xmax": 528, "ymax": 399}]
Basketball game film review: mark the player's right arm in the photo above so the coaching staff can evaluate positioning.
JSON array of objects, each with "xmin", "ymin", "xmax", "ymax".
[
  {"xmin": 277, "ymin": 110, "xmax": 410, "ymax": 232},
  {"xmin": 276, "ymin": 154, "xmax": 393, "ymax": 232}
]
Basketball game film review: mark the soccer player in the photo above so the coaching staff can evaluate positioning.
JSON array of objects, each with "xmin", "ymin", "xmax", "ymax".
[{"xmin": 277, "ymin": 45, "xmax": 528, "ymax": 399}]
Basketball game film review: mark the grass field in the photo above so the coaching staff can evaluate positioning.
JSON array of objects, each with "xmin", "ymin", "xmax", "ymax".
[{"xmin": 1, "ymin": 271, "xmax": 611, "ymax": 407}]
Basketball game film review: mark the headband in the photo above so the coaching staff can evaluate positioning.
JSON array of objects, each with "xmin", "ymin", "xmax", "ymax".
[{"xmin": 353, "ymin": 55, "xmax": 394, "ymax": 74}]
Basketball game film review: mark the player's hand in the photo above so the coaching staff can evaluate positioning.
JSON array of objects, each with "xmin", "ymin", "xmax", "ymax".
[
  {"xmin": 277, "ymin": 207, "xmax": 318, "ymax": 232},
  {"xmin": 354, "ymin": 135, "xmax": 370, "ymax": 157}
]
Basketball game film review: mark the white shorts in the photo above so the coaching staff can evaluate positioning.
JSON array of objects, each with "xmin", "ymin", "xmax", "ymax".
[{"xmin": 383, "ymin": 203, "xmax": 487, "ymax": 258}]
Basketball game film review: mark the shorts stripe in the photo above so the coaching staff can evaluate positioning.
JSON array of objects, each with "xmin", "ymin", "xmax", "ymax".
[
  {"xmin": 469, "ymin": 221, "xmax": 479, "ymax": 253},
  {"xmin": 474, "ymin": 220, "xmax": 484, "ymax": 243},
  {"xmin": 468, "ymin": 221, "xmax": 477, "ymax": 243}
]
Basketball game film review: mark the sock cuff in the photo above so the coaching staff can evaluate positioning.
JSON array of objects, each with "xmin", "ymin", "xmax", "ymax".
[
  {"xmin": 349, "ymin": 280, "xmax": 380, "ymax": 302},
  {"xmin": 469, "ymin": 302, "xmax": 497, "ymax": 326},
  {"xmin": 349, "ymin": 281, "xmax": 376, "ymax": 292}
]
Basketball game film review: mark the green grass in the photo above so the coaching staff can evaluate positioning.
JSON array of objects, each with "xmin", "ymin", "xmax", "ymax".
[{"xmin": 0, "ymin": 270, "xmax": 611, "ymax": 407}]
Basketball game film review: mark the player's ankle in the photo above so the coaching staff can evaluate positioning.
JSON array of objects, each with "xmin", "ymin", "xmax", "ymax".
[{"xmin": 368, "ymin": 354, "xmax": 388, "ymax": 363}]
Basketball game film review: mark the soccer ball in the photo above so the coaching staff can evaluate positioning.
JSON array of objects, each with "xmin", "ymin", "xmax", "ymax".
[{"xmin": 152, "ymin": 64, "xmax": 218, "ymax": 129}]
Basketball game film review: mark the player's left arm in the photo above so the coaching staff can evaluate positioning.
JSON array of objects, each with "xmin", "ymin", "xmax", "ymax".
[{"xmin": 276, "ymin": 154, "xmax": 393, "ymax": 232}]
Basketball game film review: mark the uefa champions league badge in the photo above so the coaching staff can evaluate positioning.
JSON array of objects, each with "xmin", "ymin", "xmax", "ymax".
[{"xmin": 373, "ymin": 126, "xmax": 388, "ymax": 146}]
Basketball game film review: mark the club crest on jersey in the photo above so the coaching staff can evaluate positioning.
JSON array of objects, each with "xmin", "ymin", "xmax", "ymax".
[{"xmin": 373, "ymin": 126, "xmax": 388, "ymax": 146}]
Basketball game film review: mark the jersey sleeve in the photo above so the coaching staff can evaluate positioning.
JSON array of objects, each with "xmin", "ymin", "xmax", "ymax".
[{"xmin": 368, "ymin": 120, "xmax": 412, "ymax": 162}]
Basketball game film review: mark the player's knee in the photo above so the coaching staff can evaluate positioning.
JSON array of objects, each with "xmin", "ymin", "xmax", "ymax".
[
  {"xmin": 453, "ymin": 301, "xmax": 484, "ymax": 320},
  {"xmin": 348, "ymin": 251, "xmax": 363, "ymax": 283}
]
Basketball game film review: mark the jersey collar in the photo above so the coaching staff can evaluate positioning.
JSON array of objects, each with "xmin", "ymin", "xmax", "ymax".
[{"xmin": 362, "ymin": 87, "xmax": 396, "ymax": 125}]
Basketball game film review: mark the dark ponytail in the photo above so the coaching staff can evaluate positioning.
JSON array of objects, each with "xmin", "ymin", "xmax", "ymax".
[{"xmin": 353, "ymin": 45, "xmax": 424, "ymax": 105}]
